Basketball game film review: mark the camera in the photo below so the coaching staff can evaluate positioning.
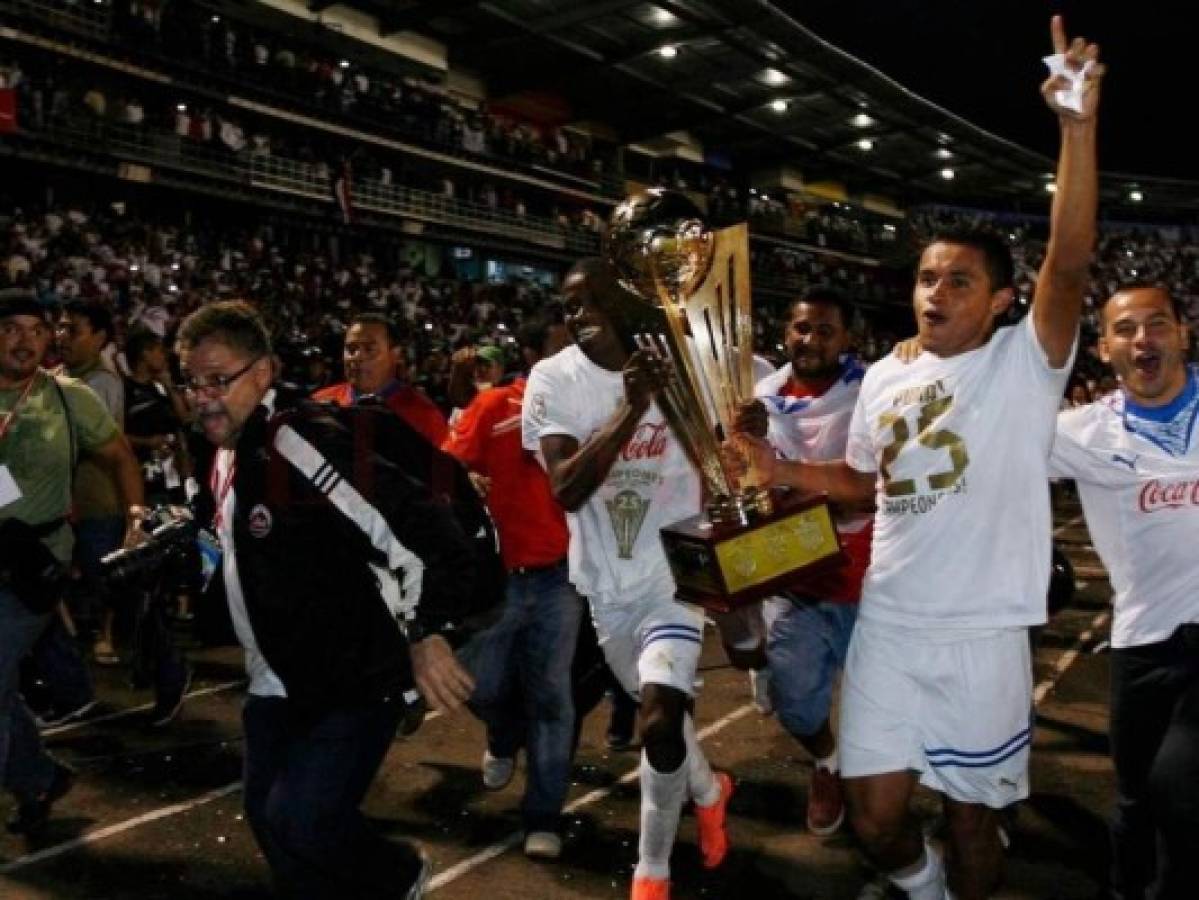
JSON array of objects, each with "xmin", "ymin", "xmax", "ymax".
[{"xmin": 101, "ymin": 506, "xmax": 199, "ymax": 587}]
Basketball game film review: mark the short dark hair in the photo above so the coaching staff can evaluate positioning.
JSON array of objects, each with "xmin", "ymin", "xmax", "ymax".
[
  {"xmin": 62, "ymin": 299, "xmax": 114, "ymax": 341},
  {"xmin": 516, "ymin": 316, "xmax": 551, "ymax": 357},
  {"xmin": 176, "ymin": 300, "xmax": 272, "ymax": 358},
  {"xmin": 923, "ymin": 228, "xmax": 1014, "ymax": 292},
  {"xmin": 349, "ymin": 312, "xmax": 401, "ymax": 346},
  {"xmin": 1099, "ymin": 282, "xmax": 1185, "ymax": 324},
  {"xmin": 789, "ymin": 285, "xmax": 852, "ymax": 328},
  {"xmin": 125, "ymin": 326, "xmax": 162, "ymax": 367}
]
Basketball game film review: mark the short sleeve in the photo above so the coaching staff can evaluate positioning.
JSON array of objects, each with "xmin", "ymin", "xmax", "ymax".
[
  {"xmin": 1049, "ymin": 408, "xmax": 1096, "ymax": 482},
  {"xmin": 522, "ymin": 363, "xmax": 584, "ymax": 451},
  {"xmin": 443, "ymin": 390, "xmax": 495, "ymax": 472},
  {"xmin": 845, "ymin": 389, "xmax": 877, "ymax": 473},
  {"xmin": 60, "ymin": 379, "xmax": 120, "ymax": 453}
]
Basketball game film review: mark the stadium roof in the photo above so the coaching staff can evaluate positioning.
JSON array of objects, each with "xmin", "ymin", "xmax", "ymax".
[{"xmin": 316, "ymin": 0, "xmax": 1199, "ymax": 216}]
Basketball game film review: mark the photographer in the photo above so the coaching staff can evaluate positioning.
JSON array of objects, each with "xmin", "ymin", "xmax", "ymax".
[
  {"xmin": 0, "ymin": 289, "xmax": 146, "ymax": 836},
  {"xmin": 177, "ymin": 301, "xmax": 477, "ymax": 898}
]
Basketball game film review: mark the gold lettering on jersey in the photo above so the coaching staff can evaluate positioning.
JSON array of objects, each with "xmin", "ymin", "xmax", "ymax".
[
  {"xmin": 890, "ymin": 379, "xmax": 946, "ymax": 408},
  {"xmin": 877, "ymin": 386, "xmax": 969, "ymax": 509}
]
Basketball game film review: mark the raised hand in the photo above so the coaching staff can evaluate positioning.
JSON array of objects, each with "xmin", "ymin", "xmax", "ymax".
[
  {"xmin": 1041, "ymin": 15, "xmax": 1104, "ymax": 122},
  {"xmin": 622, "ymin": 348, "xmax": 673, "ymax": 411}
]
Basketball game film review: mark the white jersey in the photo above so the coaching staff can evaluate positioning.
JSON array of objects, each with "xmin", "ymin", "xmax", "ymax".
[
  {"xmin": 846, "ymin": 316, "xmax": 1072, "ymax": 629},
  {"xmin": 1051, "ymin": 384, "xmax": 1199, "ymax": 648},
  {"xmin": 522, "ymin": 345, "xmax": 701, "ymax": 599}
]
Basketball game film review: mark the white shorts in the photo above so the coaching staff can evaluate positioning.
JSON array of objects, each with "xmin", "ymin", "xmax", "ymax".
[
  {"xmin": 840, "ymin": 619, "xmax": 1033, "ymax": 808},
  {"xmin": 589, "ymin": 573, "xmax": 706, "ymax": 698}
]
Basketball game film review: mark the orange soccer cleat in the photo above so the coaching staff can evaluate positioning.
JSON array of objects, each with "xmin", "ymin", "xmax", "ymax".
[
  {"xmin": 630, "ymin": 875, "xmax": 671, "ymax": 900},
  {"xmin": 694, "ymin": 771, "xmax": 734, "ymax": 869}
]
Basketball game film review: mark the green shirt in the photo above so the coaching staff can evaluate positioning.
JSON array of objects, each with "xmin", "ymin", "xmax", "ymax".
[{"xmin": 0, "ymin": 370, "xmax": 120, "ymax": 561}]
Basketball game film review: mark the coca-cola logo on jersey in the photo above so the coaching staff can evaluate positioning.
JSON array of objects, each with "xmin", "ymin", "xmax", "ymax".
[
  {"xmin": 1138, "ymin": 478, "xmax": 1199, "ymax": 513},
  {"xmin": 621, "ymin": 422, "xmax": 668, "ymax": 461}
]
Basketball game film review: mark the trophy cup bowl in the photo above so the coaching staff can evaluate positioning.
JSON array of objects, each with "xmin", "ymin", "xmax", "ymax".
[{"xmin": 601, "ymin": 188, "xmax": 845, "ymax": 612}]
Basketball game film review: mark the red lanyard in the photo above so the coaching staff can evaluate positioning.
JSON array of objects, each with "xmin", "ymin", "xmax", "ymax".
[
  {"xmin": 0, "ymin": 373, "xmax": 39, "ymax": 444},
  {"xmin": 209, "ymin": 448, "xmax": 237, "ymax": 533}
]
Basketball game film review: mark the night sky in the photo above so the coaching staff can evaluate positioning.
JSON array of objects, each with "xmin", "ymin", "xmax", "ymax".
[{"xmin": 780, "ymin": 0, "xmax": 1190, "ymax": 180}]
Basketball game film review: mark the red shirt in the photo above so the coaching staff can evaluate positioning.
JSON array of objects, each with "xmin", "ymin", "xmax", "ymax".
[
  {"xmin": 442, "ymin": 378, "xmax": 569, "ymax": 571},
  {"xmin": 779, "ymin": 375, "xmax": 872, "ymax": 604},
  {"xmin": 313, "ymin": 381, "xmax": 449, "ymax": 448}
]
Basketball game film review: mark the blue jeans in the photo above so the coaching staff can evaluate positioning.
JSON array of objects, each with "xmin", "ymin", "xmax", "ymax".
[
  {"xmin": 0, "ymin": 586, "xmax": 57, "ymax": 803},
  {"xmin": 242, "ymin": 694, "xmax": 418, "ymax": 899},
  {"xmin": 458, "ymin": 561, "xmax": 583, "ymax": 832},
  {"xmin": 764, "ymin": 597, "xmax": 858, "ymax": 739}
]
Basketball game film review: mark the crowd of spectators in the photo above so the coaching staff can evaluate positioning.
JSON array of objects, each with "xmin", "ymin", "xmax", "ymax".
[
  {"xmin": 1, "ymin": 51, "xmax": 611, "ymax": 240},
  {"xmin": 4, "ymin": 180, "xmax": 1197, "ymax": 406},
  {"xmin": 15, "ymin": 0, "xmax": 613, "ymax": 190}
]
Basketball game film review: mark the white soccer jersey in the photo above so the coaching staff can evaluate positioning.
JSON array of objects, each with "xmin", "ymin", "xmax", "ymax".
[
  {"xmin": 1051, "ymin": 389, "xmax": 1199, "ymax": 648},
  {"xmin": 521, "ymin": 345, "xmax": 701, "ymax": 599},
  {"xmin": 846, "ymin": 316, "xmax": 1073, "ymax": 629}
]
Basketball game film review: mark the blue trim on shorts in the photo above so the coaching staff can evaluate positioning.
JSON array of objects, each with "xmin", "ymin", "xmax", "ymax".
[
  {"xmin": 641, "ymin": 625, "xmax": 702, "ymax": 649},
  {"xmin": 925, "ymin": 727, "xmax": 1032, "ymax": 769}
]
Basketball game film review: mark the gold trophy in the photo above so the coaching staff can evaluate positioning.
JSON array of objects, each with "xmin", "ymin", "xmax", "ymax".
[{"xmin": 602, "ymin": 188, "xmax": 844, "ymax": 612}]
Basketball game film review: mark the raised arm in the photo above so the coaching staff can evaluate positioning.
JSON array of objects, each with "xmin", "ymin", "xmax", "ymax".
[{"xmin": 1033, "ymin": 15, "xmax": 1104, "ymax": 368}]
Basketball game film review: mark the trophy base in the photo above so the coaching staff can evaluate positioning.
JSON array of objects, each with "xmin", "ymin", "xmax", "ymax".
[{"xmin": 661, "ymin": 489, "xmax": 845, "ymax": 613}]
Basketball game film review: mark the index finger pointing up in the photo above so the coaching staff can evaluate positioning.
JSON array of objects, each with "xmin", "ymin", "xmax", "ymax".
[{"xmin": 1050, "ymin": 14, "xmax": 1067, "ymax": 54}]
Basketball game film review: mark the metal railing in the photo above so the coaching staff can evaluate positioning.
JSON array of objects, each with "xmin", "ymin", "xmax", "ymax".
[
  {"xmin": 6, "ymin": 114, "xmax": 602, "ymax": 255},
  {"xmin": 0, "ymin": 0, "xmax": 112, "ymax": 38}
]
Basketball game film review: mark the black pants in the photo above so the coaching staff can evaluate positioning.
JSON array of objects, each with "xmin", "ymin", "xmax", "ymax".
[
  {"xmin": 1109, "ymin": 624, "xmax": 1199, "ymax": 900},
  {"xmin": 242, "ymin": 694, "xmax": 421, "ymax": 899}
]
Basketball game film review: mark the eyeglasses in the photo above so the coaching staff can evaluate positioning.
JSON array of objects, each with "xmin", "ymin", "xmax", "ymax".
[{"xmin": 182, "ymin": 357, "xmax": 262, "ymax": 396}]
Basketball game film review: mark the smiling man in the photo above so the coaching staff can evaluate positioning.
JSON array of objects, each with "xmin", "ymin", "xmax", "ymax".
[
  {"xmin": 522, "ymin": 259, "xmax": 732, "ymax": 900},
  {"xmin": 733, "ymin": 17, "xmax": 1103, "ymax": 900},
  {"xmin": 1049, "ymin": 285, "xmax": 1199, "ymax": 899}
]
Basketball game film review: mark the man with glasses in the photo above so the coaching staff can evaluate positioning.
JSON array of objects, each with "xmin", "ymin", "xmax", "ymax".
[
  {"xmin": 0, "ymin": 289, "xmax": 144, "ymax": 836},
  {"xmin": 178, "ymin": 300, "xmax": 478, "ymax": 898}
]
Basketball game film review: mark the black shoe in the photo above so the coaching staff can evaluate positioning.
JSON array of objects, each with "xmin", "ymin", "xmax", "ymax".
[
  {"xmin": 605, "ymin": 697, "xmax": 636, "ymax": 751},
  {"xmin": 6, "ymin": 763, "xmax": 75, "ymax": 836},
  {"xmin": 149, "ymin": 665, "xmax": 193, "ymax": 728}
]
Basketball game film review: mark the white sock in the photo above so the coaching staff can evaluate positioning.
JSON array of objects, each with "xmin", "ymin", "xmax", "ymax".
[
  {"xmin": 815, "ymin": 747, "xmax": 838, "ymax": 773},
  {"xmin": 635, "ymin": 752, "xmax": 688, "ymax": 881},
  {"xmin": 683, "ymin": 713, "xmax": 721, "ymax": 808},
  {"xmin": 889, "ymin": 840, "xmax": 946, "ymax": 900}
]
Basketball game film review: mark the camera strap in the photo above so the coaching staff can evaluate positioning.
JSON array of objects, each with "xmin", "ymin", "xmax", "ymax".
[
  {"xmin": 49, "ymin": 375, "xmax": 78, "ymax": 493},
  {"xmin": 0, "ymin": 371, "xmax": 39, "ymax": 444}
]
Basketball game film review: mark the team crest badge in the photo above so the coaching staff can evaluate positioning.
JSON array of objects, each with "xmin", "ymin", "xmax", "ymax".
[
  {"xmin": 248, "ymin": 504, "xmax": 273, "ymax": 539},
  {"xmin": 605, "ymin": 490, "xmax": 650, "ymax": 559}
]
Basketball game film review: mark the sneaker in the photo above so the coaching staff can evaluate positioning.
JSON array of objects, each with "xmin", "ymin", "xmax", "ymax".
[
  {"xmin": 694, "ymin": 771, "xmax": 734, "ymax": 869},
  {"xmin": 749, "ymin": 668, "xmax": 773, "ymax": 715},
  {"xmin": 150, "ymin": 665, "xmax": 193, "ymax": 728},
  {"xmin": 523, "ymin": 830, "xmax": 562, "ymax": 859},
  {"xmin": 630, "ymin": 876, "xmax": 670, "ymax": 900},
  {"xmin": 92, "ymin": 639, "xmax": 121, "ymax": 666},
  {"xmin": 401, "ymin": 851, "xmax": 431, "ymax": 899},
  {"xmin": 481, "ymin": 749, "xmax": 515, "ymax": 791},
  {"xmin": 37, "ymin": 698, "xmax": 98, "ymax": 729},
  {"xmin": 806, "ymin": 766, "xmax": 845, "ymax": 836},
  {"xmin": 5, "ymin": 762, "xmax": 75, "ymax": 836}
]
